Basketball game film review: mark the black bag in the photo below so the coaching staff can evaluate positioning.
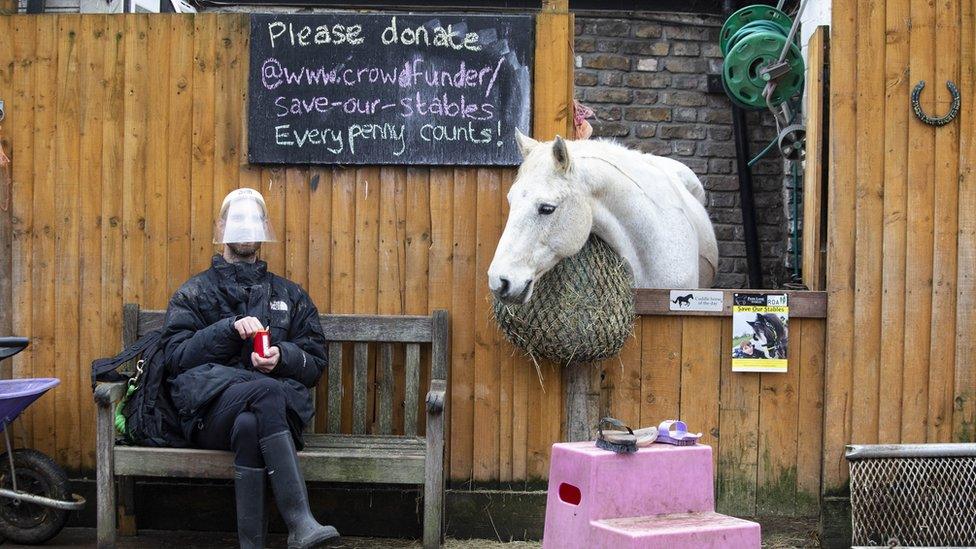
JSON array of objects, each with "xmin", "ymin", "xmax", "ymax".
[{"xmin": 91, "ymin": 330, "xmax": 187, "ymax": 448}]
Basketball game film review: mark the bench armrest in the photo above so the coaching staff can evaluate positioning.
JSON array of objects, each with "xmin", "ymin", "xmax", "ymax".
[
  {"xmin": 425, "ymin": 379, "xmax": 446, "ymax": 414},
  {"xmin": 94, "ymin": 382, "xmax": 127, "ymax": 408}
]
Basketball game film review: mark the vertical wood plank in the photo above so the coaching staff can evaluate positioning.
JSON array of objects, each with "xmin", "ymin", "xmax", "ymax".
[
  {"xmin": 10, "ymin": 18, "xmax": 37, "ymax": 446},
  {"xmin": 327, "ymin": 343, "xmax": 342, "ymax": 434},
  {"xmin": 377, "ymin": 167, "xmax": 404, "ymax": 434},
  {"xmin": 823, "ymin": 0, "xmax": 858, "ymax": 492},
  {"xmin": 678, "ymin": 317, "xmax": 721, "ymax": 470},
  {"xmin": 0, "ymin": 17, "xmax": 12, "ymax": 380},
  {"xmin": 901, "ymin": 0, "xmax": 936, "ymax": 443},
  {"xmin": 716, "ymin": 318, "xmax": 759, "ymax": 516},
  {"xmin": 166, "ymin": 15, "xmax": 194, "ymax": 294},
  {"xmin": 757, "ymin": 319, "xmax": 802, "ymax": 516},
  {"xmin": 354, "ymin": 166, "xmax": 379, "ymax": 430},
  {"xmin": 212, "ymin": 15, "xmax": 243, "ymax": 226},
  {"xmin": 30, "ymin": 15, "xmax": 60, "ymax": 456},
  {"xmin": 851, "ymin": 0, "xmax": 884, "ymax": 446},
  {"xmin": 377, "ymin": 167, "xmax": 403, "ymax": 317},
  {"xmin": 308, "ymin": 166, "xmax": 332, "ymax": 433},
  {"xmin": 801, "ymin": 27, "xmax": 827, "ymax": 291},
  {"xmin": 353, "ymin": 342, "xmax": 368, "ymax": 435},
  {"xmin": 99, "ymin": 14, "xmax": 125, "ymax": 457},
  {"xmin": 534, "ymin": 3, "xmax": 574, "ymax": 140},
  {"xmin": 954, "ymin": 0, "xmax": 976, "ymax": 443},
  {"xmin": 878, "ymin": 0, "xmax": 910, "ymax": 444},
  {"xmin": 330, "ymin": 167, "xmax": 356, "ymax": 432},
  {"xmin": 143, "ymin": 16, "xmax": 170, "ymax": 310},
  {"xmin": 263, "ymin": 167, "xmax": 287, "ymax": 274},
  {"xmin": 603, "ymin": 321, "xmax": 641, "ymax": 429},
  {"xmin": 53, "ymin": 14, "xmax": 82, "ymax": 469},
  {"xmin": 405, "ymin": 343, "xmax": 421, "ymax": 436},
  {"xmin": 796, "ymin": 318, "xmax": 825, "ymax": 515},
  {"xmin": 927, "ymin": 0, "xmax": 961, "ymax": 442},
  {"xmin": 498, "ymin": 171, "xmax": 514, "ymax": 482},
  {"xmin": 306, "ymin": 168, "xmax": 333, "ymax": 306},
  {"xmin": 510, "ymin": 348, "xmax": 530, "ymax": 481},
  {"xmin": 473, "ymin": 168, "xmax": 500, "ymax": 481},
  {"xmin": 427, "ymin": 167, "xmax": 453, "ymax": 468},
  {"xmin": 405, "ymin": 167, "xmax": 430, "ymax": 435},
  {"xmin": 77, "ymin": 15, "xmax": 107, "ymax": 469},
  {"xmin": 377, "ymin": 343, "xmax": 393, "ymax": 435},
  {"xmin": 640, "ymin": 316, "xmax": 682, "ymax": 424},
  {"xmin": 122, "ymin": 14, "xmax": 149, "ymax": 323},
  {"xmin": 450, "ymin": 167, "xmax": 476, "ymax": 481},
  {"xmin": 190, "ymin": 14, "xmax": 216, "ymax": 274},
  {"xmin": 284, "ymin": 168, "xmax": 309, "ymax": 290},
  {"xmin": 354, "ymin": 167, "xmax": 380, "ymax": 315}
]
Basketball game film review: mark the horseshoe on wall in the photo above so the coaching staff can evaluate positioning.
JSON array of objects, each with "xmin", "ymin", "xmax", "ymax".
[{"xmin": 911, "ymin": 80, "xmax": 961, "ymax": 126}]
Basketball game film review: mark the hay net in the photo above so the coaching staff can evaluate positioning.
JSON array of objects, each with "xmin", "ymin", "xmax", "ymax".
[
  {"xmin": 492, "ymin": 234, "xmax": 635, "ymax": 365},
  {"xmin": 848, "ymin": 451, "xmax": 976, "ymax": 547}
]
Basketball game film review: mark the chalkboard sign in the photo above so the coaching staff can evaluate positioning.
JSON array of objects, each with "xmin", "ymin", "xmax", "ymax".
[{"xmin": 247, "ymin": 13, "xmax": 534, "ymax": 166}]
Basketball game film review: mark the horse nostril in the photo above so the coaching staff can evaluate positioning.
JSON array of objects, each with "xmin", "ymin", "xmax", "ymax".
[{"xmin": 499, "ymin": 277, "xmax": 510, "ymax": 295}]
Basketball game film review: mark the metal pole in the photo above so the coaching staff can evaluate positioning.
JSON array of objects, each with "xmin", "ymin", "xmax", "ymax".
[
  {"xmin": 724, "ymin": 0, "xmax": 764, "ymax": 288},
  {"xmin": 732, "ymin": 106, "xmax": 764, "ymax": 288},
  {"xmin": 4, "ymin": 422, "xmax": 17, "ymax": 494}
]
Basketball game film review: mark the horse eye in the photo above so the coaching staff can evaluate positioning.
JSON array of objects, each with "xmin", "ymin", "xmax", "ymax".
[{"xmin": 537, "ymin": 203, "xmax": 557, "ymax": 215}]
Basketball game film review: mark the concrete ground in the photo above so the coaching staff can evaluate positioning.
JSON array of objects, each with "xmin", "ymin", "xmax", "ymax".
[{"xmin": 0, "ymin": 517, "xmax": 820, "ymax": 547}]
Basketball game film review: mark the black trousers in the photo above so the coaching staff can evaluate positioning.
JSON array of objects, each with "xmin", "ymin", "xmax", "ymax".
[{"xmin": 194, "ymin": 377, "xmax": 290, "ymax": 467}]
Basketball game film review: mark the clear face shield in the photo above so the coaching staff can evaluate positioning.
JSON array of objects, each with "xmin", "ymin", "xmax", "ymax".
[{"xmin": 213, "ymin": 190, "xmax": 277, "ymax": 244}]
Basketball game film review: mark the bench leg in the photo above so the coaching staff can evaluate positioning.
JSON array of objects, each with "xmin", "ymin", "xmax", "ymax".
[
  {"xmin": 423, "ymin": 410, "xmax": 445, "ymax": 549},
  {"xmin": 117, "ymin": 476, "xmax": 137, "ymax": 537},
  {"xmin": 96, "ymin": 399, "xmax": 117, "ymax": 548}
]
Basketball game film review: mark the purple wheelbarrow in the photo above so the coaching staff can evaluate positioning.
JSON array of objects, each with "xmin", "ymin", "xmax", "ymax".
[{"xmin": 0, "ymin": 337, "xmax": 85, "ymax": 545}]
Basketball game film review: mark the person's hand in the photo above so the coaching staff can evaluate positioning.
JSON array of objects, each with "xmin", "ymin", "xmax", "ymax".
[
  {"xmin": 234, "ymin": 316, "xmax": 264, "ymax": 340},
  {"xmin": 252, "ymin": 346, "xmax": 280, "ymax": 373}
]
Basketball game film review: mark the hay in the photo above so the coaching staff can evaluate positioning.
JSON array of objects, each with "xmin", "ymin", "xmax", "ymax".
[{"xmin": 492, "ymin": 234, "xmax": 636, "ymax": 365}]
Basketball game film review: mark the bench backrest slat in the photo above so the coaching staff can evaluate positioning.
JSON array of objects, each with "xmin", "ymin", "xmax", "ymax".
[
  {"xmin": 376, "ymin": 343, "xmax": 394, "ymax": 435},
  {"xmin": 327, "ymin": 343, "xmax": 343, "ymax": 434},
  {"xmin": 319, "ymin": 315, "xmax": 432, "ymax": 342},
  {"xmin": 404, "ymin": 343, "xmax": 421, "ymax": 436},
  {"xmin": 126, "ymin": 305, "xmax": 448, "ymax": 437},
  {"xmin": 352, "ymin": 342, "xmax": 369, "ymax": 435}
]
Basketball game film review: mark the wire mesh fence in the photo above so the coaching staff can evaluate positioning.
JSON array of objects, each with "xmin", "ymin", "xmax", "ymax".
[{"xmin": 847, "ymin": 445, "xmax": 976, "ymax": 547}]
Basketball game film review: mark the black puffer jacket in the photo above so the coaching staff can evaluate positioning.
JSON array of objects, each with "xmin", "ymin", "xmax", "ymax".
[{"xmin": 160, "ymin": 255, "xmax": 328, "ymax": 447}]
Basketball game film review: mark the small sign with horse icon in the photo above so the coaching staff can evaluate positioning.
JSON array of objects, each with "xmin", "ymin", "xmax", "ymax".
[
  {"xmin": 668, "ymin": 289, "xmax": 723, "ymax": 312},
  {"xmin": 731, "ymin": 293, "xmax": 789, "ymax": 373}
]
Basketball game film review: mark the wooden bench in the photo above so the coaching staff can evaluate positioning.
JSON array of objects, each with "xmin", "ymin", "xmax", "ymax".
[{"xmin": 94, "ymin": 304, "xmax": 449, "ymax": 549}]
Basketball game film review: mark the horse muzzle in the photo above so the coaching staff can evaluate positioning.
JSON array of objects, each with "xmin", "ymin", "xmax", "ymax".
[{"xmin": 489, "ymin": 275, "xmax": 534, "ymax": 305}]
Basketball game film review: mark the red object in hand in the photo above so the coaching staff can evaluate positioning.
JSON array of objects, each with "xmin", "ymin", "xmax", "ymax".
[{"xmin": 253, "ymin": 329, "xmax": 270, "ymax": 358}]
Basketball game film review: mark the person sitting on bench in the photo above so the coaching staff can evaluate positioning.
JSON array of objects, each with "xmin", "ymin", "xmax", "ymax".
[{"xmin": 159, "ymin": 188, "xmax": 338, "ymax": 549}]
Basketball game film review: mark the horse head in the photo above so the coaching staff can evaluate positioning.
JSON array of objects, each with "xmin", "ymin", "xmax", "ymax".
[{"xmin": 488, "ymin": 131, "xmax": 593, "ymax": 304}]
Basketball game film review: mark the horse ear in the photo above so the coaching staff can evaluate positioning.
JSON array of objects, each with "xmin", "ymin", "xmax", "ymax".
[
  {"xmin": 552, "ymin": 135, "xmax": 571, "ymax": 172},
  {"xmin": 515, "ymin": 129, "xmax": 539, "ymax": 156}
]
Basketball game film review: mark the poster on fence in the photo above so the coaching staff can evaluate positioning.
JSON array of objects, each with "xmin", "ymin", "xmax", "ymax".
[{"xmin": 731, "ymin": 293, "xmax": 788, "ymax": 373}]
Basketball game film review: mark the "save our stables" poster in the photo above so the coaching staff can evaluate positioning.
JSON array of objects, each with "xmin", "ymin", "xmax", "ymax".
[{"xmin": 731, "ymin": 293, "xmax": 789, "ymax": 373}]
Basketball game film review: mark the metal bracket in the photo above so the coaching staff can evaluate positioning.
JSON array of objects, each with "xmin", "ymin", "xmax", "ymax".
[
  {"xmin": 911, "ymin": 80, "xmax": 961, "ymax": 127},
  {"xmin": 759, "ymin": 61, "xmax": 792, "ymax": 82}
]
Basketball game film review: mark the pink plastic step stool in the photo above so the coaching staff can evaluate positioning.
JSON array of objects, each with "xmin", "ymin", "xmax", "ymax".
[{"xmin": 542, "ymin": 441, "xmax": 760, "ymax": 549}]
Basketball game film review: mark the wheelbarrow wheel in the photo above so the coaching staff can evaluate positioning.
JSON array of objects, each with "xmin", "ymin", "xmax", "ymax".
[{"xmin": 0, "ymin": 449, "xmax": 70, "ymax": 544}]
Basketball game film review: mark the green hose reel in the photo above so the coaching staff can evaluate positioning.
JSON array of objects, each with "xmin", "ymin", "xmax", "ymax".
[{"xmin": 720, "ymin": 5, "xmax": 805, "ymax": 110}]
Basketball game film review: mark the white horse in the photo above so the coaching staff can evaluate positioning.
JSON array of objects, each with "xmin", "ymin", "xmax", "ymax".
[{"xmin": 488, "ymin": 132, "xmax": 718, "ymax": 304}]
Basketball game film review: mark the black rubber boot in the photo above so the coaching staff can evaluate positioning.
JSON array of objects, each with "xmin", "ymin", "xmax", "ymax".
[
  {"xmin": 234, "ymin": 465, "xmax": 267, "ymax": 549},
  {"xmin": 260, "ymin": 431, "xmax": 340, "ymax": 548}
]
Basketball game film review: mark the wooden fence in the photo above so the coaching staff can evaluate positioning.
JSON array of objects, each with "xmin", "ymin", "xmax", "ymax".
[
  {"xmin": 821, "ymin": 0, "xmax": 976, "ymax": 497},
  {"xmin": 0, "ymin": 12, "xmax": 827, "ymax": 518}
]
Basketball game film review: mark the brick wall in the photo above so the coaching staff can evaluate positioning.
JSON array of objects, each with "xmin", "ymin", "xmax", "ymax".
[{"xmin": 574, "ymin": 11, "xmax": 790, "ymax": 288}]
